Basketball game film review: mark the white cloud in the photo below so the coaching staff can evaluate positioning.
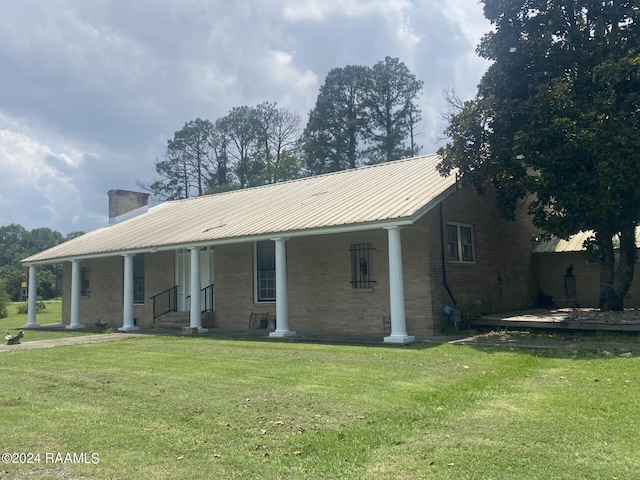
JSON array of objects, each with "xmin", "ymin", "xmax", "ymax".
[
  {"xmin": 0, "ymin": 0, "xmax": 492, "ymax": 234},
  {"xmin": 282, "ymin": 0, "xmax": 413, "ymax": 22},
  {"xmin": 0, "ymin": 129, "xmax": 82, "ymax": 231}
]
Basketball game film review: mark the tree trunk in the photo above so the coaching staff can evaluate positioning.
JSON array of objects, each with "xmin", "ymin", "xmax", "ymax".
[{"xmin": 598, "ymin": 225, "xmax": 637, "ymax": 311}]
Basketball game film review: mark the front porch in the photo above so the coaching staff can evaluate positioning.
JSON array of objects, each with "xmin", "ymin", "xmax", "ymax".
[{"xmin": 23, "ymin": 226, "xmax": 425, "ymax": 343}]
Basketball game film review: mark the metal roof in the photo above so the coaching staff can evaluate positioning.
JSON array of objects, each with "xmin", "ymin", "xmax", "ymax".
[
  {"xmin": 534, "ymin": 228, "xmax": 640, "ymax": 253},
  {"xmin": 23, "ymin": 154, "xmax": 457, "ymax": 264}
]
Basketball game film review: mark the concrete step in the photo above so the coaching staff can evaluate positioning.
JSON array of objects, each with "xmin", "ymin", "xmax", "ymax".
[{"xmin": 153, "ymin": 311, "xmax": 215, "ymax": 329}]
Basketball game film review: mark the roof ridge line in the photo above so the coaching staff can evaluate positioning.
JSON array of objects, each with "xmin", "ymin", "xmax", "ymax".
[{"xmin": 167, "ymin": 153, "xmax": 441, "ymax": 205}]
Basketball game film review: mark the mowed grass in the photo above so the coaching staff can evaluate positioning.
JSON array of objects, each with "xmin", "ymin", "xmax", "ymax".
[
  {"xmin": 1, "ymin": 301, "xmax": 96, "ymax": 342},
  {"xmin": 0, "ymin": 336, "xmax": 639, "ymax": 479}
]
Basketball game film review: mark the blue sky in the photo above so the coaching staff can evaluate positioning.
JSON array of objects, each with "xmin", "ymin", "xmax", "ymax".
[{"xmin": 0, "ymin": 0, "xmax": 491, "ymax": 234}]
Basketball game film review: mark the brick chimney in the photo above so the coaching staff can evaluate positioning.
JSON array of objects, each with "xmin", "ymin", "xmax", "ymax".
[{"xmin": 108, "ymin": 190, "xmax": 150, "ymax": 225}]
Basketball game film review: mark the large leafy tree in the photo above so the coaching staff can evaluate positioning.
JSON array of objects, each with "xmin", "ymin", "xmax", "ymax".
[
  {"xmin": 302, "ymin": 58, "xmax": 423, "ymax": 174},
  {"xmin": 302, "ymin": 65, "xmax": 370, "ymax": 174},
  {"xmin": 438, "ymin": 0, "xmax": 640, "ymax": 310},
  {"xmin": 366, "ymin": 56, "xmax": 423, "ymax": 163}
]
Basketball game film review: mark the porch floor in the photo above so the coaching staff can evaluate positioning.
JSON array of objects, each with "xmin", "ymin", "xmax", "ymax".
[{"xmin": 472, "ymin": 308, "xmax": 640, "ymax": 332}]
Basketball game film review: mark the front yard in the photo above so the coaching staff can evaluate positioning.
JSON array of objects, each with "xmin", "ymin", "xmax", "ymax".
[{"xmin": 0, "ymin": 334, "xmax": 639, "ymax": 479}]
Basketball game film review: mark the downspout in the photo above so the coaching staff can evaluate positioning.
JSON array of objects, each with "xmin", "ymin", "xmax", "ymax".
[{"xmin": 439, "ymin": 202, "xmax": 457, "ymax": 306}]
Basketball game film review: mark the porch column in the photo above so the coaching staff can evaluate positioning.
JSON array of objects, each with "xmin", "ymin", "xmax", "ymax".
[
  {"xmin": 269, "ymin": 237, "xmax": 295, "ymax": 337},
  {"xmin": 189, "ymin": 247, "xmax": 207, "ymax": 332},
  {"xmin": 22, "ymin": 265, "xmax": 40, "ymax": 328},
  {"xmin": 67, "ymin": 260, "xmax": 85, "ymax": 329},
  {"xmin": 119, "ymin": 253, "xmax": 139, "ymax": 332},
  {"xmin": 384, "ymin": 226, "xmax": 415, "ymax": 344}
]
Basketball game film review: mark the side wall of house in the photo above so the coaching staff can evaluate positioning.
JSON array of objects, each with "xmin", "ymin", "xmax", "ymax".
[
  {"xmin": 419, "ymin": 187, "xmax": 539, "ymax": 332},
  {"xmin": 537, "ymin": 252, "xmax": 640, "ymax": 307},
  {"xmin": 61, "ymin": 251, "xmax": 175, "ymax": 328},
  {"xmin": 213, "ymin": 228, "xmax": 435, "ymax": 336}
]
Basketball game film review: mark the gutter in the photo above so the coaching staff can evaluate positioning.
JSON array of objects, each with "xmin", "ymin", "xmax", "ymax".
[{"xmin": 439, "ymin": 202, "xmax": 457, "ymax": 306}]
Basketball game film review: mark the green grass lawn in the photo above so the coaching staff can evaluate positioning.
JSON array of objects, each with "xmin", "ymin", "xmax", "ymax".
[
  {"xmin": 1, "ymin": 336, "xmax": 639, "ymax": 479},
  {"xmin": 1, "ymin": 301, "xmax": 97, "ymax": 342}
]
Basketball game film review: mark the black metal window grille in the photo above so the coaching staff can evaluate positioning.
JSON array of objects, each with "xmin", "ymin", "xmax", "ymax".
[
  {"xmin": 350, "ymin": 243, "xmax": 375, "ymax": 288},
  {"xmin": 80, "ymin": 267, "xmax": 90, "ymax": 297},
  {"xmin": 133, "ymin": 254, "xmax": 145, "ymax": 304},
  {"xmin": 256, "ymin": 241, "xmax": 276, "ymax": 302}
]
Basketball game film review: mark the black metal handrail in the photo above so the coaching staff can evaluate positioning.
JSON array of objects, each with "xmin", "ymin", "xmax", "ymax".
[
  {"xmin": 202, "ymin": 284, "xmax": 215, "ymax": 312},
  {"xmin": 186, "ymin": 284, "xmax": 215, "ymax": 313},
  {"xmin": 151, "ymin": 285, "xmax": 178, "ymax": 322}
]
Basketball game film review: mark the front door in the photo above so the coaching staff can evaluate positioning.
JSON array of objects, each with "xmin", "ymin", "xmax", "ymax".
[{"xmin": 176, "ymin": 248, "xmax": 214, "ymax": 311}]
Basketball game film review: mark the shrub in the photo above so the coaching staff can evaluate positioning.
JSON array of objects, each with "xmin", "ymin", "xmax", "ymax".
[{"xmin": 16, "ymin": 299, "xmax": 47, "ymax": 315}]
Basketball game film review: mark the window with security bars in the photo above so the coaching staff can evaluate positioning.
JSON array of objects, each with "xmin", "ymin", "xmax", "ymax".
[
  {"xmin": 133, "ymin": 254, "xmax": 145, "ymax": 304},
  {"xmin": 447, "ymin": 223, "xmax": 475, "ymax": 263},
  {"xmin": 350, "ymin": 243, "xmax": 375, "ymax": 288},
  {"xmin": 256, "ymin": 241, "xmax": 276, "ymax": 302}
]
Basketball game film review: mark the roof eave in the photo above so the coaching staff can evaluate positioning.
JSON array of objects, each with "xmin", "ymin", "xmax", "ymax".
[
  {"xmin": 21, "ymin": 218, "xmax": 415, "ymax": 266},
  {"xmin": 410, "ymin": 183, "xmax": 458, "ymax": 223}
]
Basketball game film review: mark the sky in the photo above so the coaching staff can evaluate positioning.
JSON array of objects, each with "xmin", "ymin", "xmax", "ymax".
[{"xmin": 0, "ymin": 0, "xmax": 492, "ymax": 235}]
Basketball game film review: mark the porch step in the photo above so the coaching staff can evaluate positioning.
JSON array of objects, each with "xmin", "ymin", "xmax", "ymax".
[{"xmin": 153, "ymin": 311, "xmax": 215, "ymax": 329}]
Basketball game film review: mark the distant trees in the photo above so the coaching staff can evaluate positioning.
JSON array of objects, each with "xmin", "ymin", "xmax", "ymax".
[
  {"xmin": 141, "ymin": 57, "xmax": 423, "ymax": 198},
  {"xmin": 0, "ymin": 224, "xmax": 83, "ymax": 302},
  {"xmin": 141, "ymin": 103, "xmax": 303, "ymax": 199}
]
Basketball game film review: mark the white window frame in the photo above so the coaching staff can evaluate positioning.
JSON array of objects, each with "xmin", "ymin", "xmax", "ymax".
[{"xmin": 447, "ymin": 222, "xmax": 475, "ymax": 263}]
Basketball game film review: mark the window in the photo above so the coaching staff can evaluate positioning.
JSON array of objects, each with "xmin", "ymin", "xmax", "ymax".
[
  {"xmin": 133, "ymin": 254, "xmax": 145, "ymax": 304},
  {"xmin": 80, "ymin": 267, "xmax": 90, "ymax": 297},
  {"xmin": 350, "ymin": 243, "xmax": 376, "ymax": 288},
  {"xmin": 448, "ymin": 223, "xmax": 475, "ymax": 263},
  {"xmin": 256, "ymin": 241, "xmax": 276, "ymax": 302}
]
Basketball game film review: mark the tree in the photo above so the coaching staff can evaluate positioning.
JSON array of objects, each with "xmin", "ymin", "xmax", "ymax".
[
  {"xmin": 221, "ymin": 106, "xmax": 264, "ymax": 188},
  {"xmin": 438, "ymin": 0, "xmax": 640, "ymax": 311},
  {"xmin": 139, "ymin": 119, "xmax": 216, "ymax": 200},
  {"xmin": 0, "ymin": 279, "xmax": 10, "ymax": 318},
  {"xmin": 302, "ymin": 65, "xmax": 370, "ymax": 174},
  {"xmin": 207, "ymin": 117, "xmax": 233, "ymax": 192},
  {"xmin": 267, "ymin": 105, "xmax": 302, "ymax": 183},
  {"xmin": 301, "ymin": 59, "xmax": 423, "ymax": 173},
  {"xmin": 253, "ymin": 102, "xmax": 301, "ymax": 183},
  {"xmin": 0, "ymin": 224, "xmax": 78, "ymax": 301},
  {"xmin": 365, "ymin": 56, "xmax": 423, "ymax": 163},
  {"xmin": 174, "ymin": 118, "xmax": 216, "ymax": 196}
]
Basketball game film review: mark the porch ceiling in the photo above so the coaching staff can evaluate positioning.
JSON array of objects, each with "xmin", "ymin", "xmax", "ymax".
[{"xmin": 23, "ymin": 154, "xmax": 456, "ymax": 264}]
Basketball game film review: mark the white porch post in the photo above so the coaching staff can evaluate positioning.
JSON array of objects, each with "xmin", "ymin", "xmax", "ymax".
[
  {"xmin": 22, "ymin": 265, "xmax": 40, "ymax": 328},
  {"xmin": 384, "ymin": 226, "xmax": 415, "ymax": 344},
  {"xmin": 67, "ymin": 260, "xmax": 85, "ymax": 329},
  {"xmin": 269, "ymin": 237, "xmax": 295, "ymax": 337},
  {"xmin": 189, "ymin": 247, "xmax": 207, "ymax": 332},
  {"xmin": 119, "ymin": 253, "xmax": 139, "ymax": 332}
]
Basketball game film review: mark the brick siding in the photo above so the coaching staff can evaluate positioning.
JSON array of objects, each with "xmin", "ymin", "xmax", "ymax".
[{"xmin": 61, "ymin": 187, "xmax": 539, "ymax": 336}]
